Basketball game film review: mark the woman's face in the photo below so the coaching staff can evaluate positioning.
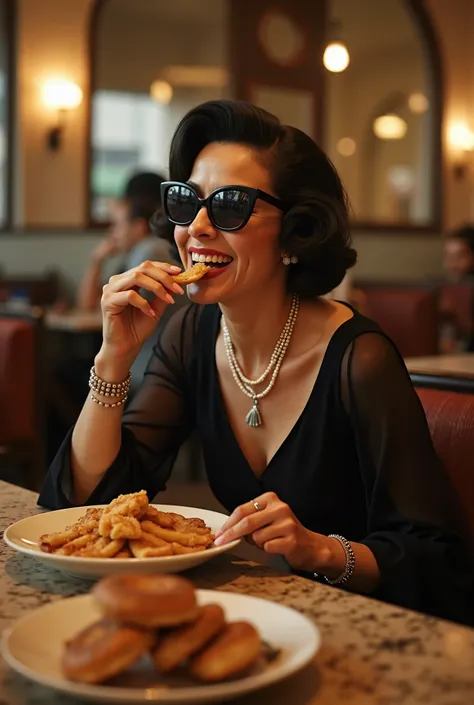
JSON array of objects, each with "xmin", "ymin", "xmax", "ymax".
[{"xmin": 174, "ymin": 142, "xmax": 285, "ymax": 305}]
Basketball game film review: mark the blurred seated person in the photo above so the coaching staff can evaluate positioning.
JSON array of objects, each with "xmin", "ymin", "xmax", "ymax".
[
  {"xmin": 77, "ymin": 174, "xmax": 179, "ymax": 311},
  {"xmin": 443, "ymin": 225, "xmax": 474, "ymax": 283},
  {"xmin": 48, "ymin": 177, "xmax": 180, "ymax": 457},
  {"xmin": 440, "ymin": 225, "xmax": 474, "ymax": 352},
  {"xmin": 124, "ymin": 171, "xmax": 164, "ymax": 201}
]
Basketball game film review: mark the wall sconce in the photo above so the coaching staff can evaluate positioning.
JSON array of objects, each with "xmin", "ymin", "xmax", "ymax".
[
  {"xmin": 150, "ymin": 80, "xmax": 173, "ymax": 104},
  {"xmin": 41, "ymin": 79, "xmax": 83, "ymax": 151},
  {"xmin": 448, "ymin": 121, "xmax": 474, "ymax": 180},
  {"xmin": 323, "ymin": 20, "xmax": 350, "ymax": 73}
]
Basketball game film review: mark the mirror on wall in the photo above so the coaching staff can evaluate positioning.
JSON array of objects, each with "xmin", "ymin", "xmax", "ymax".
[
  {"xmin": 89, "ymin": 0, "xmax": 440, "ymax": 230},
  {"xmin": 322, "ymin": 0, "xmax": 439, "ymax": 228},
  {"xmin": 90, "ymin": 0, "xmax": 229, "ymax": 222}
]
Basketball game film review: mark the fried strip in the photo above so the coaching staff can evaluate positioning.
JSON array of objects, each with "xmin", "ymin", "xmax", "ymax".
[
  {"xmin": 140, "ymin": 521, "xmax": 213, "ymax": 547},
  {"xmin": 114, "ymin": 546, "xmax": 134, "ymax": 558},
  {"xmin": 56, "ymin": 531, "xmax": 99, "ymax": 555},
  {"xmin": 129, "ymin": 533, "xmax": 174, "ymax": 558},
  {"xmin": 171, "ymin": 542, "xmax": 207, "ymax": 555},
  {"xmin": 76, "ymin": 537, "xmax": 125, "ymax": 558},
  {"xmin": 39, "ymin": 527, "xmax": 81, "ymax": 552},
  {"xmin": 99, "ymin": 514, "xmax": 142, "ymax": 540},
  {"xmin": 39, "ymin": 509, "xmax": 103, "ymax": 552}
]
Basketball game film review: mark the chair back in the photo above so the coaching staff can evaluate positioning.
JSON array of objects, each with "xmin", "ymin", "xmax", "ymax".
[
  {"xmin": 0, "ymin": 271, "xmax": 59, "ymax": 306},
  {"xmin": 416, "ymin": 386, "xmax": 474, "ymax": 547},
  {"xmin": 361, "ymin": 286, "xmax": 439, "ymax": 357},
  {"xmin": 0, "ymin": 311, "xmax": 45, "ymax": 487}
]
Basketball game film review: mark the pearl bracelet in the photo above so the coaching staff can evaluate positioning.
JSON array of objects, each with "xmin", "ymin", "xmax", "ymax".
[
  {"xmin": 89, "ymin": 366, "xmax": 131, "ymax": 398},
  {"xmin": 315, "ymin": 534, "xmax": 356, "ymax": 586},
  {"xmin": 89, "ymin": 393, "xmax": 128, "ymax": 409}
]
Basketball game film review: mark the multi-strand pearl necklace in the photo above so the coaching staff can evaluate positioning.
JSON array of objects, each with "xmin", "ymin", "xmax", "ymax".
[{"xmin": 222, "ymin": 294, "xmax": 300, "ymax": 427}]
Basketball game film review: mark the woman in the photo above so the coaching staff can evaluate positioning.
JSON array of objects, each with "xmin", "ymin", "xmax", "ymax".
[{"xmin": 41, "ymin": 100, "xmax": 473, "ymax": 624}]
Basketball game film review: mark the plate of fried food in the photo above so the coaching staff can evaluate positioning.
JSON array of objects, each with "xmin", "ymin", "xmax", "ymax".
[
  {"xmin": 2, "ymin": 572, "xmax": 320, "ymax": 703},
  {"xmin": 3, "ymin": 491, "xmax": 240, "ymax": 579}
]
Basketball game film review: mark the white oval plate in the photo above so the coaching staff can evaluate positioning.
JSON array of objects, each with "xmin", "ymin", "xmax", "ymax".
[
  {"xmin": 2, "ymin": 590, "xmax": 320, "ymax": 704},
  {"xmin": 3, "ymin": 505, "xmax": 240, "ymax": 579}
]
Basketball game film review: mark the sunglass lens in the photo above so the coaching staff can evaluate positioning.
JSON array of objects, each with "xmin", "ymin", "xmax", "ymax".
[
  {"xmin": 166, "ymin": 185, "xmax": 197, "ymax": 224},
  {"xmin": 211, "ymin": 189, "xmax": 250, "ymax": 229}
]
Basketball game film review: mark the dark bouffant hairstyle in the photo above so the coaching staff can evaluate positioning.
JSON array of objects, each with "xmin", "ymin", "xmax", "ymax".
[
  {"xmin": 449, "ymin": 224, "xmax": 474, "ymax": 254},
  {"xmin": 168, "ymin": 100, "xmax": 356, "ymax": 297}
]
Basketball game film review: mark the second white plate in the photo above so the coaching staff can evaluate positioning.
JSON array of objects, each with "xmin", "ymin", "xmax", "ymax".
[
  {"xmin": 3, "ymin": 504, "xmax": 240, "ymax": 579},
  {"xmin": 2, "ymin": 589, "xmax": 320, "ymax": 703}
]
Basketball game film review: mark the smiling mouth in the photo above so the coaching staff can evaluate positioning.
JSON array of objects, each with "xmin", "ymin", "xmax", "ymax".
[{"xmin": 190, "ymin": 252, "xmax": 233, "ymax": 269}]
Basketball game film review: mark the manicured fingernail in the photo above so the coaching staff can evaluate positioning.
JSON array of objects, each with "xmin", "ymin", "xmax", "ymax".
[
  {"xmin": 169, "ymin": 265, "xmax": 182, "ymax": 272},
  {"xmin": 214, "ymin": 535, "xmax": 225, "ymax": 546},
  {"xmin": 214, "ymin": 530, "xmax": 222, "ymax": 539},
  {"xmin": 165, "ymin": 294, "xmax": 175, "ymax": 304},
  {"xmin": 148, "ymin": 307, "xmax": 156, "ymax": 317},
  {"xmin": 172, "ymin": 283, "xmax": 184, "ymax": 294}
]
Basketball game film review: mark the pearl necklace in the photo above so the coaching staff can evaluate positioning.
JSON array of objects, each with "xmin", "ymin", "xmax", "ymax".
[{"xmin": 222, "ymin": 294, "xmax": 300, "ymax": 427}]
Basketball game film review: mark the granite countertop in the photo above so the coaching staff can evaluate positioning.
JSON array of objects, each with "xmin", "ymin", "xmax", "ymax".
[{"xmin": 1, "ymin": 480, "xmax": 474, "ymax": 704}]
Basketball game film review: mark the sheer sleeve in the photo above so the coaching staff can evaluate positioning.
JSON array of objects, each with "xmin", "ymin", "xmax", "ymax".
[
  {"xmin": 341, "ymin": 332, "xmax": 474, "ymax": 624},
  {"xmin": 38, "ymin": 304, "xmax": 202, "ymax": 509}
]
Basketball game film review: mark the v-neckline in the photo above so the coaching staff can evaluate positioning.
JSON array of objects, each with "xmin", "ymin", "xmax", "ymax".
[{"xmin": 210, "ymin": 305, "xmax": 356, "ymax": 483}]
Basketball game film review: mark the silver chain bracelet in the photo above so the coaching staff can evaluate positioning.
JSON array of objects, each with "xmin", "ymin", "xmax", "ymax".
[{"xmin": 315, "ymin": 534, "xmax": 355, "ymax": 586}]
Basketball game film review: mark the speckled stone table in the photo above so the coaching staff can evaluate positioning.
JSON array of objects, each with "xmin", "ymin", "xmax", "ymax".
[{"xmin": 1, "ymin": 480, "xmax": 474, "ymax": 705}]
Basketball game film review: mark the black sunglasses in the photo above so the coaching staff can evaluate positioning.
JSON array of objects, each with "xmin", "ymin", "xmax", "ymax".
[{"xmin": 161, "ymin": 181, "xmax": 286, "ymax": 232}]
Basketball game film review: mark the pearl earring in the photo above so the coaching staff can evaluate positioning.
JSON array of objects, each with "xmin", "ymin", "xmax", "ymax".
[{"xmin": 282, "ymin": 254, "xmax": 298, "ymax": 265}]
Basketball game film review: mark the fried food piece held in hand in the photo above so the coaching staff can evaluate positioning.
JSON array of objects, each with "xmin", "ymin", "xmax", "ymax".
[{"xmin": 172, "ymin": 262, "xmax": 209, "ymax": 285}]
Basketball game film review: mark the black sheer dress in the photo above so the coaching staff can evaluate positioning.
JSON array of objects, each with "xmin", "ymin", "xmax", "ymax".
[{"xmin": 40, "ymin": 304, "xmax": 474, "ymax": 625}]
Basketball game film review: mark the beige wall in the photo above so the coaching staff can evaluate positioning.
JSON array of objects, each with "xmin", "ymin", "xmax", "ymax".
[
  {"xmin": 16, "ymin": 0, "xmax": 94, "ymax": 227},
  {"xmin": 1, "ymin": 0, "xmax": 474, "ymax": 291}
]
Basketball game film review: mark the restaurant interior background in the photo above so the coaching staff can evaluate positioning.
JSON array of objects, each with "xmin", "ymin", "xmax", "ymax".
[
  {"xmin": 3, "ymin": 0, "xmax": 474, "ymax": 490},
  {"xmin": 0, "ymin": 0, "xmax": 473, "ymax": 291}
]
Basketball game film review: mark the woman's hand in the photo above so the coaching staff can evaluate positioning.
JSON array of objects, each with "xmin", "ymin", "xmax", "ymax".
[
  {"xmin": 98, "ymin": 260, "xmax": 184, "ymax": 362},
  {"xmin": 214, "ymin": 492, "xmax": 333, "ymax": 573}
]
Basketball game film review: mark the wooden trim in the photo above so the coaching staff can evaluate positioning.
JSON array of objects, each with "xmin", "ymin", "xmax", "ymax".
[
  {"xmin": 4, "ymin": 0, "xmax": 16, "ymax": 230},
  {"xmin": 0, "ymin": 226, "xmax": 104, "ymax": 235},
  {"xmin": 85, "ymin": 0, "xmax": 109, "ymax": 228},
  {"xmin": 257, "ymin": 8, "xmax": 311, "ymax": 70},
  {"xmin": 351, "ymin": 222, "xmax": 440, "ymax": 235},
  {"xmin": 406, "ymin": 0, "xmax": 444, "ymax": 231},
  {"xmin": 411, "ymin": 373, "xmax": 474, "ymax": 394}
]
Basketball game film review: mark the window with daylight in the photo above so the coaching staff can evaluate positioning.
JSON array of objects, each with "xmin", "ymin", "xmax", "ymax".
[{"xmin": 89, "ymin": 0, "xmax": 229, "ymax": 223}]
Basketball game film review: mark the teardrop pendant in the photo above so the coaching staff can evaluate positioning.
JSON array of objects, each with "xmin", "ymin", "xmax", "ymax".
[{"xmin": 246, "ymin": 402, "xmax": 262, "ymax": 427}]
